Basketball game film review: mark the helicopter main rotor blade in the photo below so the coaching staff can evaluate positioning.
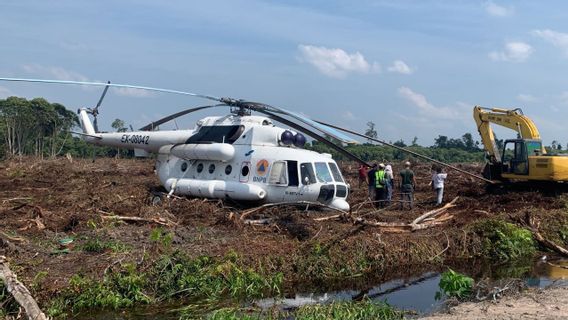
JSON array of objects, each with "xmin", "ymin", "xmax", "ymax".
[
  {"xmin": 139, "ymin": 104, "xmax": 226, "ymax": 131},
  {"xmin": 314, "ymin": 120, "xmax": 494, "ymax": 183},
  {"xmin": 0, "ymin": 77, "xmax": 222, "ymax": 103},
  {"xmin": 244, "ymin": 101, "xmax": 359, "ymax": 144},
  {"xmin": 258, "ymin": 109, "xmax": 370, "ymax": 167}
]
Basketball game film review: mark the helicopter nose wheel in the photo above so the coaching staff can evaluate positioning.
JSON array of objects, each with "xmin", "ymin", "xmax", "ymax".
[{"xmin": 149, "ymin": 191, "xmax": 164, "ymax": 206}]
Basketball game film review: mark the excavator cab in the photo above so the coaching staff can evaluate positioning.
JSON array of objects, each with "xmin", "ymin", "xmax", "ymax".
[{"xmin": 501, "ymin": 139, "xmax": 542, "ymax": 175}]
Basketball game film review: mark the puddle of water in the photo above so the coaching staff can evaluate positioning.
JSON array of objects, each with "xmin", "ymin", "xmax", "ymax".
[{"xmin": 258, "ymin": 257, "xmax": 568, "ymax": 316}]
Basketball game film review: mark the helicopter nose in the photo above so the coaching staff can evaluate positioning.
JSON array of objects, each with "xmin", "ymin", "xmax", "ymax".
[{"xmin": 329, "ymin": 198, "xmax": 350, "ymax": 211}]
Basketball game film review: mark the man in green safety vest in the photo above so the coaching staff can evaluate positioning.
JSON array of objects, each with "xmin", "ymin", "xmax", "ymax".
[{"xmin": 375, "ymin": 163, "xmax": 387, "ymax": 208}]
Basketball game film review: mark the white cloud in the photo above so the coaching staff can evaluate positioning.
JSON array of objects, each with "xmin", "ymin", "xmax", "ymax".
[
  {"xmin": 397, "ymin": 87, "xmax": 466, "ymax": 120},
  {"xmin": 489, "ymin": 41, "xmax": 533, "ymax": 62},
  {"xmin": 22, "ymin": 64, "xmax": 89, "ymax": 82},
  {"xmin": 532, "ymin": 29, "xmax": 568, "ymax": 56},
  {"xmin": 342, "ymin": 111, "xmax": 356, "ymax": 120},
  {"xmin": 298, "ymin": 44, "xmax": 380, "ymax": 78},
  {"xmin": 0, "ymin": 86, "xmax": 13, "ymax": 98},
  {"xmin": 387, "ymin": 60, "xmax": 413, "ymax": 74},
  {"xmin": 484, "ymin": 1, "xmax": 514, "ymax": 17},
  {"xmin": 517, "ymin": 94, "xmax": 538, "ymax": 103}
]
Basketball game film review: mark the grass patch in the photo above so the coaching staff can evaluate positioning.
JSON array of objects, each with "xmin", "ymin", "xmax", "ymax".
[
  {"xmin": 150, "ymin": 251, "xmax": 282, "ymax": 302},
  {"xmin": 294, "ymin": 300, "xmax": 403, "ymax": 320},
  {"xmin": 80, "ymin": 237, "xmax": 129, "ymax": 253},
  {"xmin": 47, "ymin": 251, "xmax": 282, "ymax": 317},
  {"xmin": 188, "ymin": 300, "xmax": 403, "ymax": 320},
  {"xmin": 0, "ymin": 283, "xmax": 20, "ymax": 318},
  {"xmin": 435, "ymin": 268, "xmax": 473, "ymax": 300},
  {"xmin": 473, "ymin": 219, "xmax": 536, "ymax": 262}
]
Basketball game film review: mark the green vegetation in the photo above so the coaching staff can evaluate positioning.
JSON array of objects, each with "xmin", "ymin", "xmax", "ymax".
[
  {"xmin": 194, "ymin": 300, "xmax": 403, "ymax": 320},
  {"xmin": 47, "ymin": 251, "xmax": 282, "ymax": 318},
  {"xmin": 0, "ymin": 283, "xmax": 20, "ymax": 318},
  {"xmin": 0, "ymin": 97, "xmax": 131, "ymax": 159},
  {"xmin": 473, "ymin": 220, "xmax": 536, "ymax": 262},
  {"xmin": 435, "ymin": 269, "xmax": 473, "ymax": 300},
  {"xmin": 294, "ymin": 300, "xmax": 403, "ymax": 320},
  {"xmin": 150, "ymin": 251, "xmax": 282, "ymax": 301},
  {"xmin": 81, "ymin": 237, "xmax": 129, "ymax": 253},
  {"xmin": 308, "ymin": 141, "xmax": 485, "ymax": 164}
]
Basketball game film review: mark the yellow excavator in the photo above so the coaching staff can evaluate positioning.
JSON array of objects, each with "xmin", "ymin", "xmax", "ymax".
[{"xmin": 474, "ymin": 106, "xmax": 568, "ymax": 183}]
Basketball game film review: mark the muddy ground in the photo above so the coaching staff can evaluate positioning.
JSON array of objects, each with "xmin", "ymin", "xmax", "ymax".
[
  {"xmin": 421, "ymin": 286, "xmax": 568, "ymax": 320},
  {"xmin": 0, "ymin": 157, "xmax": 567, "ymax": 314}
]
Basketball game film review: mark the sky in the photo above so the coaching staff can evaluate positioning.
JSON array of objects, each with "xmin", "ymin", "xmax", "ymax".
[{"xmin": 1, "ymin": 0, "xmax": 568, "ymax": 147}]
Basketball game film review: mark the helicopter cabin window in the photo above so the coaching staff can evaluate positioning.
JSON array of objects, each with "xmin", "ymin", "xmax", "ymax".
[
  {"xmin": 181, "ymin": 162, "xmax": 188, "ymax": 172},
  {"xmin": 186, "ymin": 125, "xmax": 244, "ymax": 144},
  {"xmin": 328, "ymin": 162, "xmax": 344, "ymax": 183},
  {"xmin": 314, "ymin": 162, "xmax": 333, "ymax": 183},
  {"xmin": 300, "ymin": 162, "xmax": 316, "ymax": 185},
  {"xmin": 196, "ymin": 163, "xmax": 204, "ymax": 173},
  {"xmin": 225, "ymin": 165, "xmax": 232, "ymax": 175},
  {"xmin": 208, "ymin": 164, "xmax": 216, "ymax": 174},
  {"xmin": 268, "ymin": 161, "xmax": 288, "ymax": 185},
  {"xmin": 241, "ymin": 165, "xmax": 249, "ymax": 177},
  {"xmin": 287, "ymin": 160, "xmax": 299, "ymax": 186}
]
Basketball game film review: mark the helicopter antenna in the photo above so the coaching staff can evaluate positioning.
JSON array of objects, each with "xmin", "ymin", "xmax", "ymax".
[{"xmin": 88, "ymin": 80, "xmax": 110, "ymax": 133}]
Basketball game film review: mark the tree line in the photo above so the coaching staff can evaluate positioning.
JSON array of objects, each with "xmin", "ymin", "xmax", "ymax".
[{"xmin": 0, "ymin": 97, "xmax": 130, "ymax": 159}]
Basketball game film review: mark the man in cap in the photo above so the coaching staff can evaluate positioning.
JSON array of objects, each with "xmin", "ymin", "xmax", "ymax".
[
  {"xmin": 399, "ymin": 161, "xmax": 416, "ymax": 210},
  {"xmin": 375, "ymin": 163, "xmax": 388, "ymax": 208}
]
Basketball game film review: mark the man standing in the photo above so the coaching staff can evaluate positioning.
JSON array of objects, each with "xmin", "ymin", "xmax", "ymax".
[
  {"xmin": 367, "ymin": 163, "xmax": 377, "ymax": 201},
  {"xmin": 432, "ymin": 167, "xmax": 448, "ymax": 206},
  {"xmin": 375, "ymin": 163, "xmax": 387, "ymax": 208},
  {"xmin": 399, "ymin": 161, "xmax": 416, "ymax": 210},
  {"xmin": 358, "ymin": 164, "xmax": 368, "ymax": 188}
]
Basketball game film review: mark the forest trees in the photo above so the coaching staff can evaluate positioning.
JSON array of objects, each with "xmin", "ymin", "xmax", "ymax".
[{"xmin": 0, "ymin": 97, "xmax": 78, "ymax": 159}]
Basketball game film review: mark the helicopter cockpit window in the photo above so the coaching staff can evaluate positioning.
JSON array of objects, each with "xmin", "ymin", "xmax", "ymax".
[
  {"xmin": 269, "ymin": 161, "xmax": 288, "ymax": 185},
  {"xmin": 300, "ymin": 162, "xmax": 316, "ymax": 185},
  {"xmin": 328, "ymin": 162, "xmax": 344, "ymax": 183},
  {"xmin": 186, "ymin": 125, "xmax": 244, "ymax": 144},
  {"xmin": 314, "ymin": 162, "xmax": 333, "ymax": 183}
]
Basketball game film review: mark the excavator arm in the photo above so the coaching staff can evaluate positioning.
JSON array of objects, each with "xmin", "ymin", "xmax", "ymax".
[{"xmin": 473, "ymin": 106, "xmax": 544, "ymax": 163}]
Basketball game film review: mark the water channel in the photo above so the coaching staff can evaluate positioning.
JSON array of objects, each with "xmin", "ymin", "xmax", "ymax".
[{"xmin": 78, "ymin": 257, "xmax": 568, "ymax": 319}]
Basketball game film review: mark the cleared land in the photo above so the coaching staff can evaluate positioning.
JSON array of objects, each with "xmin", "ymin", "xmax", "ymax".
[{"xmin": 0, "ymin": 157, "xmax": 567, "ymax": 317}]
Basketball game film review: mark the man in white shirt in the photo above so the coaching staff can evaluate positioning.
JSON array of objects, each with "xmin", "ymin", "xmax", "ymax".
[{"xmin": 432, "ymin": 167, "xmax": 448, "ymax": 205}]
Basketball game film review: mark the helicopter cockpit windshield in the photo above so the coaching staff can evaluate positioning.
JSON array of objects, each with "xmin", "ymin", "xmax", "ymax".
[
  {"xmin": 186, "ymin": 125, "xmax": 244, "ymax": 144},
  {"xmin": 328, "ymin": 162, "xmax": 344, "ymax": 183},
  {"xmin": 314, "ymin": 162, "xmax": 333, "ymax": 183}
]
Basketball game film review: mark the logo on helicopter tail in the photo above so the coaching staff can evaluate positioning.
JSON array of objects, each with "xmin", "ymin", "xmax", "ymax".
[{"xmin": 256, "ymin": 159, "xmax": 270, "ymax": 176}]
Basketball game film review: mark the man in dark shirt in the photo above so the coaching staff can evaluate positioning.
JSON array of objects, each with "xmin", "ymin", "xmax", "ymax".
[
  {"xmin": 399, "ymin": 161, "xmax": 417, "ymax": 210},
  {"xmin": 366, "ymin": 163, "xmax": 377, "ymax": 200}
]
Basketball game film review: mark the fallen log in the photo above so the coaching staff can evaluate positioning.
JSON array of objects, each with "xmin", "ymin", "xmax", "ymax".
[
  {"xmin": 410, "ymin": 197, "xmax": 458, "ymax": 226},
  {"xmin": 0, "ymin": 256, "xmax": 47, "ymax": 320},
  {"xmin": 527, "ymin": 216, "xmax": 568, "ymax": 257},
  {"xmin": 100, "ymin": 214, "xmax": 177, "ymax": 227},
  {"xmin": 240, "ymin": 201, "xmax": 348, "ymax": 221},
  {"xmin": 354, "ymin": 197, "xmax": 459, "ymax": 233}
]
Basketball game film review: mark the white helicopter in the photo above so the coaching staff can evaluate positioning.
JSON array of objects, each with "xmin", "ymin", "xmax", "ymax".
[{"xmin": 0, "ymin": 78, "xmax": 372, "ymax": 211}]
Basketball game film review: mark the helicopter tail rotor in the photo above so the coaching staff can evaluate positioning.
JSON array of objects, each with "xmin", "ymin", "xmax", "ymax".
[{"xmin": 87, "ymin": 81, "xmax": 110, "ymax": 133}]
